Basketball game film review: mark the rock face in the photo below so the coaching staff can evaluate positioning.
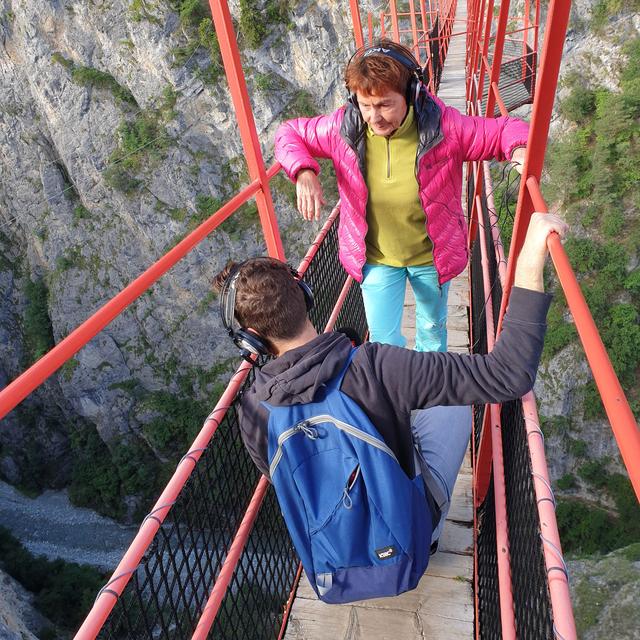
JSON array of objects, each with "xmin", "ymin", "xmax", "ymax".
[
  {"xmin": 568, "ymin": 545, "xmax": 640, "ymax": 639},
  {"xmin": 0, "ymin": 568, "xmax": 49, "ymax": 640},
  {"xmin": 0, "ymin": 1, "xmax": 352, "ymax": 495}
]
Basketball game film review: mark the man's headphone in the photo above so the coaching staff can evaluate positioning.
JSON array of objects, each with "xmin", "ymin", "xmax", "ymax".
[
  {"xmin": 346, "ymin": 43, "xmax": 425, "ymax": 108},
  {"xmin": 219, "ymin": 258, "xmax": 314, "ymax": 359}
]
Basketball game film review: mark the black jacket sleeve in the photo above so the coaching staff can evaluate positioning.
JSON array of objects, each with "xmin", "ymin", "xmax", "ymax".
[{"xmin": 349, "ymin": 287, "xmax": 552, "ymax": 416}]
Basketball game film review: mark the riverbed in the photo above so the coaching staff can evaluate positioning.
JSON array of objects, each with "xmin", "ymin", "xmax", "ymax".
[{"xmin": 0, "ymin": 481, "xmax": 138, "ymax": 572}]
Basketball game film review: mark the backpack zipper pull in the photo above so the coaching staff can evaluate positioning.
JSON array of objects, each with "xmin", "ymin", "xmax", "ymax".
[{"xmin": 297, "ymin": 421, "xmax": 318, "ymax": 440}]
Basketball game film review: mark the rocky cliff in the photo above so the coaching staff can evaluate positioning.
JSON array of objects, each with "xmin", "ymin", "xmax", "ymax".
[{"xmin": 0, "ymin": 0, "xmax": 352, "ymax": 516}]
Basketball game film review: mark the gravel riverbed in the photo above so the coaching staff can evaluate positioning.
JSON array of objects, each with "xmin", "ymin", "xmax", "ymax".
[{"xmin": 0, "ymin": 481, "xmax": 138, "ymax": 572}]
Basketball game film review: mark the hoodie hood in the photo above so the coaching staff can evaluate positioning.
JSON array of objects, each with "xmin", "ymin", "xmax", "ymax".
[{"xmin": 253, "ymin": 332, "xmax": 353, "ymax": 406}]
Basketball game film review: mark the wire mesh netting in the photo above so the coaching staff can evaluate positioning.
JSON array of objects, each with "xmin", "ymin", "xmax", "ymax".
[
  {"xmin": 470, "ymin": 177, "xmax": 554, "ymax": 639},
  {"xmin": 97, "ymin": 212, "xmax": 368, "ymax": 639},
  {"xmin": 481, "ymin": 38, "xmax": 536, "ymax": 115}
]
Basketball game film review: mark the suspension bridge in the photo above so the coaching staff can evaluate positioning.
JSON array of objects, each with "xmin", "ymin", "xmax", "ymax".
[{"xmin": 0, "ymin": 0, "xmax": 638, "ymax": 638}]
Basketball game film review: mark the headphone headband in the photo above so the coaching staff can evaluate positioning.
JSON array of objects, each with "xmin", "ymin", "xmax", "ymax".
[{"xmin": 360, "ymin": 46, "xmax": 422, "ymax": 78}]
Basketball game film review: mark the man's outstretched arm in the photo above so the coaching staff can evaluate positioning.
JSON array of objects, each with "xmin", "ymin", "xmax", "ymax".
[{"xmin": 354, "ymin": 212, "xmax": 568, "ymax": 410}]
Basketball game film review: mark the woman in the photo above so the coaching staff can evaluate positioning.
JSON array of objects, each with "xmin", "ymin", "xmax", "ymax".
[{"xmin": 275, "ymin": 40, "xmax": 528, "ymax": 351}]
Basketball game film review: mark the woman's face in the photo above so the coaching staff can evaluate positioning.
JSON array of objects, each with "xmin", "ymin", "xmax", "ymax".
[{"xmin": 356, "ymin": 89, "xmax": 407, "ymax": 136}]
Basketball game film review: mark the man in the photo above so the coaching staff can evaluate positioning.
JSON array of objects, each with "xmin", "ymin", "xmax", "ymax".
[{"xmin": 213, "ymin": 212, "xmax": 567, "ymax": 550}]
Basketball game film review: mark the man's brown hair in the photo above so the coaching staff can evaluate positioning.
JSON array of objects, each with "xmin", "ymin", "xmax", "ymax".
[
  {"xmin": 213, "ymin": 257, "xmax": 308, "ymax": 351},
  {"xmin": 344, "ymin": 39, "xmax": 416, "ymax": 97}
]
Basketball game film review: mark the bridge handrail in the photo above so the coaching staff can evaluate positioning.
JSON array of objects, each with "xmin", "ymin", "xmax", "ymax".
[
  {"xmin": 74, "ymin": 204, "xmax": 345, "ymax": 639},
  {"xmin": 0, "ymin": 164, "xmax": 282, "ymax": 422}
]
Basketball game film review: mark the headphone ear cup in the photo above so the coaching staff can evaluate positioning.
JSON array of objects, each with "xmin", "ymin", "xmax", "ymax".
[
  {"xmin": 233, "ymin": 329, "xmax": 269, "ymax": 356},
  {"xmin": 298, "ymin": 280, "xmax": 314, "ymax": 311}
]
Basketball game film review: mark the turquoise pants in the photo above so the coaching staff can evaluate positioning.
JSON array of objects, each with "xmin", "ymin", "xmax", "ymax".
[{"xmin": 361, "ymin": 263, "xmax": 450, "ymax": 352}]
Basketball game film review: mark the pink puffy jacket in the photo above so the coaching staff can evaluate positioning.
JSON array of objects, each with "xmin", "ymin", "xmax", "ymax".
[{"xmin": 275, "ymin": 91, "xmax": 529, "ymax": 284}]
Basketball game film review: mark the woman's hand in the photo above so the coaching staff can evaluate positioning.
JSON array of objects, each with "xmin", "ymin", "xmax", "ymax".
[
  {"xmin": 511, "ymin": 147, "xmax": 526, "ymax": 175},
  {"xmin": 296, "ymin": 169, "xmax": 326, "ymax": 221}
]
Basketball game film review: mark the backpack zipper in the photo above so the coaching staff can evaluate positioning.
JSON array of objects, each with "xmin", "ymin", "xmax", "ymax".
[{"xmin": 270, "ymin": 415, "xmax": 397, "ymax": 477}]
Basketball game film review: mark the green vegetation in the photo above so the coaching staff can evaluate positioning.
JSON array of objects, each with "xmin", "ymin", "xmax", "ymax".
[
  {"xmin": 166, "ymin": 0, "xmax": 223, "ymax": 85},
  {"xmin": 0, "ymin": 526, "xmax": 106, "ymax": 634},
  {"xmin": 140, "ymin": 390, "xmax": 211, "ymax": 453},
  {"xmin": 556, "ymin": 473, "xmax": 577, "ymax": 490},
  {"xmin": 60, "ymin": 358, "xmax": 80, "ymax": 382},
  {"xmin": 103, "ymin": 87, "xmax": 177, "ymax": 194},
  {"xmin": 255, "ymin": 71, "xmax": 278, "ymax": 92},
  {"xmin": 129, "ymin": 0, "xmax": 162, "ymax": 23},
  {"xmin": 71, "ymin": 66, "xmax": 137, "ymax": 105},
  {"xmin": 139, "ymin": 362, "xmax": 230, "ymax": 455},
  {"xmin": 556, "ymin": 458, "xmax": 640, "ymax": 555},
  {"xmin": 73, "ymin": 203, "xmax": 91, "ymax": 223},
  {"xmin": 69, "ymin": 428, "xmax": 166, "ymax": 520},
  {"xmin": 51, "ymin": 52, "xmax": 137, "ymax": 106},
  {"xmin": 591, "ymin": 0, "xmax": 640, "ymax": 31},
  {"xmin": 23, "ymin": 277, "xmax": 54, "ymax": 364},
  {"xmin": 283, "ymin": 89, "xmax": 318, "ymax": 119},
  {"xmin": 239, "ymin": 0, "xmax": 293, "ymax": 48},
  {"xmin": 541, "ymin": 40, "xmax": 640, "ymax": 416}
]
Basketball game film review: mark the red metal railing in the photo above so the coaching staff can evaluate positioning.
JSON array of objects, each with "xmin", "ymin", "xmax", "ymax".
[
  {"xmin": 2, "ymin": 1, "xmax": 637, "ymax": 639},
  {"xmin": 350, "ymin": 0, "xmax": 459, "ymax": 93},
  {"xmin": 0, "ymin": 0, "xmax": 283, "ymax": 422}
]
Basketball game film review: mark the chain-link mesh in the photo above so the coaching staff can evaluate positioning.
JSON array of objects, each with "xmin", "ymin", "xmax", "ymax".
[
  {"xmin": 481, "ymin": 38, "xmax": 536, "ymax": 115},
  {"xmin": 429, "ymin": 18, "xmax": 443, "ymax": 92},
  {"xmin": 501, "ymin": 400, "xmax": 554, "ymax": 639},
  {"xmin": 469, "ymin": 175, "xmax": 554, "ymax": 638},
  {"xmin": 96, "ymin": 213, "xmax": 368, "ymax": 639}
]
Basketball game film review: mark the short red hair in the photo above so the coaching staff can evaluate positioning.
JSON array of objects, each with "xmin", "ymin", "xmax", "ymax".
[{"xmin": 344, "ymin": 40, "xmax": 416, "ymax": 97}]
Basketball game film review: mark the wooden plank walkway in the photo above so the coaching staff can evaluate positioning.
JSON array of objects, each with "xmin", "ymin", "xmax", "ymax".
[{"xmin": 284, "ymin": 4, "xmax": 473, "ymax": 638}]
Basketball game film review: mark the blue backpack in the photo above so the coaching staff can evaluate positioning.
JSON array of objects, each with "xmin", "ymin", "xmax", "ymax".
[{"xmin": 264, "ymin": 349, "xmax": 433, "ymax": 604}]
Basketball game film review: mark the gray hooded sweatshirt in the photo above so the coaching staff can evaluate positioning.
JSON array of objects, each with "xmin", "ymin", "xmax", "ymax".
[{"xmin": 238, "ymin": 287, "xmax": 551, "ymax": 478}]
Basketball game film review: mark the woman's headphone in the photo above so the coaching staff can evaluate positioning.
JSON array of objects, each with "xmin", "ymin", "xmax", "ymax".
[
  {"xmin": 346, "ymin": 43, "xmax": 425, "ymax": 107},
  {"xmin": 219, "ymin": 258, "xmax": 314, "ymax": 359}
]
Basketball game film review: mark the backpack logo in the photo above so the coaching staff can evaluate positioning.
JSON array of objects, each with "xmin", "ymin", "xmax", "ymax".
[{"xmin": 375, "ymin": 545, "xmax": 398, "ymax": 560}]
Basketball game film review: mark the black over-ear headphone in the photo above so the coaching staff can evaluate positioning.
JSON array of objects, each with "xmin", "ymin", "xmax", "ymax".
[
  {"xmin": 219, "ymin": 258, "xmax": 314, "ymax": 360},
  {"xmin": 346, "ymin": 44, "xmax": 425, "ymax": 108}
]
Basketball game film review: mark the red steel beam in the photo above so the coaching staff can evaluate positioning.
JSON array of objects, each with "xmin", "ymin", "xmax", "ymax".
[
  {"xmin": 522, "ymin": 393, "xmax": 578, "ymax": 639},
  {"xmin": 472, "ymin": 193, "xmax": 516, "ymax": 637},
  {"xmin": 74, "ymin": 360, "xmax": 255, "ymax": 639},
  {"xmin": 209, "ymin": 1, "xmax": 284, "ymax": 261},
  {"xmin": 389, "ymin": 0, "xmax": 401, "ymax": 41},
  {"xmin": 496, "ymin": 0, "xmax": 571, "ymax": 328},
  {"xmin": 527, "ymin": 177, "xmax": 640, "ymax": 501},
  {"xmin": 349, "ymin": 0, "xmax": 365, "ymax": 48}
]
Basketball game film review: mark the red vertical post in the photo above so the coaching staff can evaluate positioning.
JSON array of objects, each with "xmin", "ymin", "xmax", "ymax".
[
  {"xmin": 408, "ymin": 0, "xmax": 421, "ymax": 62},
  {"xmin": 496, "ymin": 0, "xmax": 571, "ymax": 330},
  {"xmin": 420, "ymin": 0, "xmax": 429, "ymax": 62},
  {"xmin": 390, "ymin": 0, "xmax": 401, "ymax": 42},
  {"xmin": 367, "ymin": 11, "xmax": 374, "ymax": 45},
  {"xmin": 349, "ymin": 0, "xmax": 365, "ymax": 49},
  {"xmin": 477, "ymin": 0, "xmax": 495, "ymax": 107},
  {"xmin": 484, "ymin": 0, "xmax": 511, "ymax": 118},
  {"xmin": 208, "ymin": 1, "xmax": 284, "ymax": 260}
]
